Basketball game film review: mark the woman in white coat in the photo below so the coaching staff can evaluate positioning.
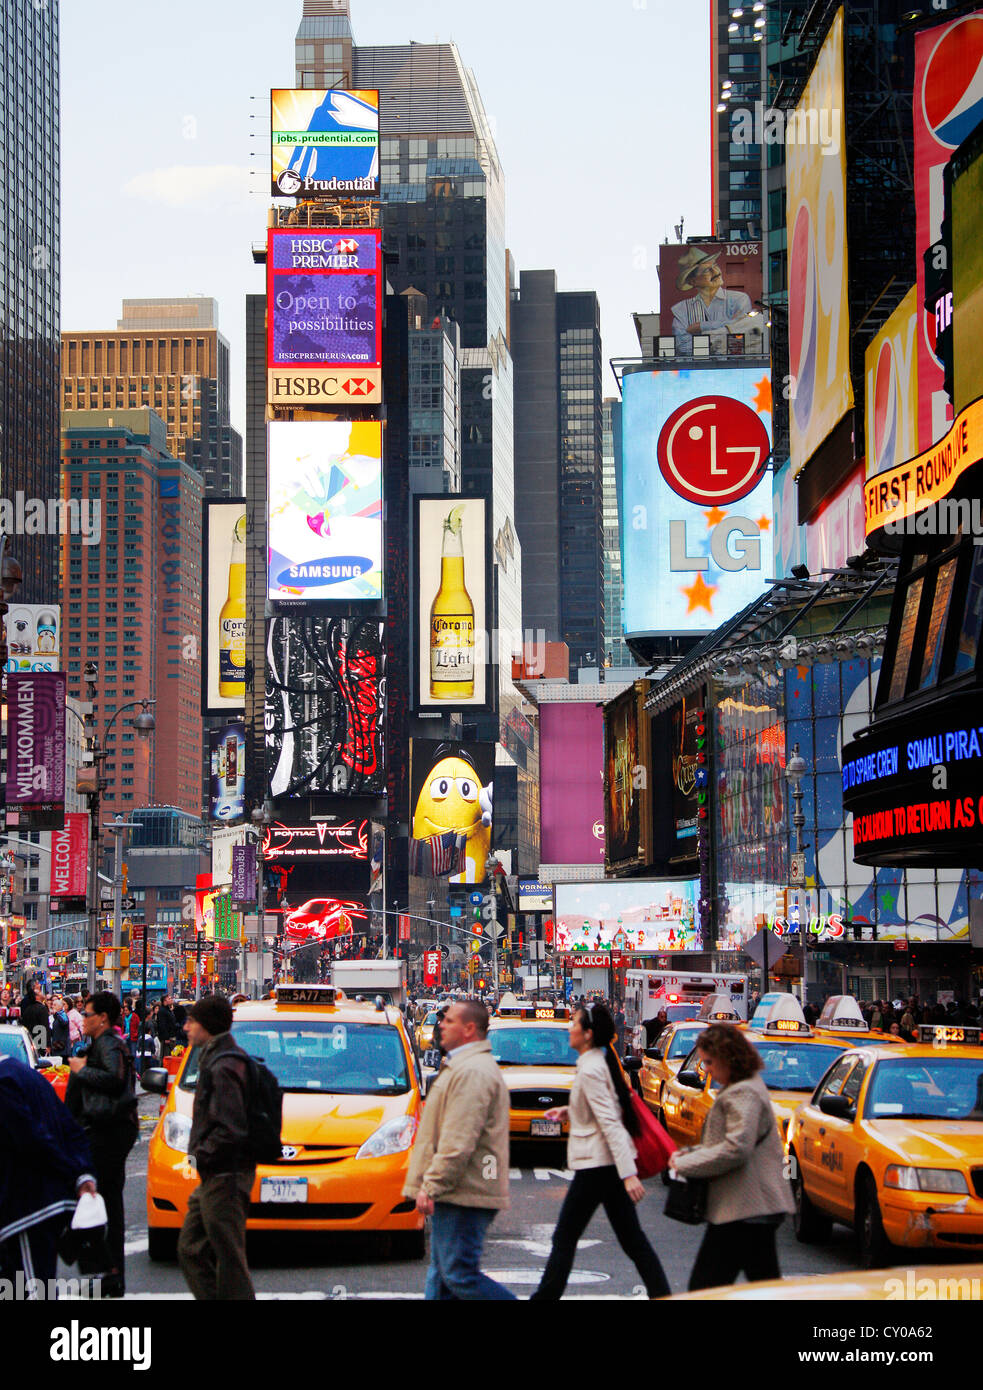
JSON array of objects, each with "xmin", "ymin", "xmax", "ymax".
[{"xmin": 530, "ymin": 1003, "xmax": 670, "ymax": 1300}]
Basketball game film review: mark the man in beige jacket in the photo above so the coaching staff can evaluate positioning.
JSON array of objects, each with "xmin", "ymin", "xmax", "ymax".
[{"xmin": 403, "ymin": 1000, "xmax": 515, "ymax": 1300}]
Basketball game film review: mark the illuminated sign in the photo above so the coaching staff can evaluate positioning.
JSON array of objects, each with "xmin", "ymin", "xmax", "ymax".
[
  {"xmin": 262, "ymin": 821, "xmax": 369, "ymax": 861},
  {"xmin": 842, "ymin": 691, "xmax": 983, "ymax": 868},
  {"xmin": 267, "ymin": 420, "xmax": 383, "ymax": 603},
  {"xmin": 864, "ymin": 396, "xmax": 981, "ymax": 539},
  {"xmin": 555, "ymin": 879, "xmax": 700, "ymax": 953},
  {"xmin": 202, "ymin": 501, "xmax": 247, "ymax": 717},
  {"xmin": 621, "ymin": 367, "xmax": 773, "ymax": 637},
  {"xmin": 4, "ymin": 604, "xmax": 60, "ymax": 674},
  {"xmin": 518, "ymin": 881, "xmax": 553, "ymax": 912},
  {"xmin": 271, "ymin": 89, "xmax": 379, "ymax": 199}
]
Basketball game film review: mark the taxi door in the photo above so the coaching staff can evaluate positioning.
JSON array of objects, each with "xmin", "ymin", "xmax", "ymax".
[
  {"xmin": 663, "ymin": 1046, "xmax": 714, "ymax": 1147},
  {"xmin": 800, "ymin": 1056, "xmax": 867, "ymax": 1219},
  {"xmin": 641, "ymin": 1028, "xmax": 672, "ymax": 1112}
]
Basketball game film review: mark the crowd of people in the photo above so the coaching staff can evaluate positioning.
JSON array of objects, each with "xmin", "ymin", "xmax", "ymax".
[{"xmin": 0, "ymin": 983, "xmax": 186, "ymax": 1070}]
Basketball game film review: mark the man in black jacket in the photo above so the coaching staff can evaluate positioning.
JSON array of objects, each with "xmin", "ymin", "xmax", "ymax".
[
  {"xmin": 66, "ymin": 991, "xmax": 138, "ymax": 1297},
  {"xmin": 177, "ymin": 995, "xmax": 256, "ymax": 1300},
  {"xmin": 19, "ymin": 984, "xmax": 49, "ymax": 1056},
  {"xmin": 155, "ymin": 997, "xmax": 178, "ymax": 1057}
]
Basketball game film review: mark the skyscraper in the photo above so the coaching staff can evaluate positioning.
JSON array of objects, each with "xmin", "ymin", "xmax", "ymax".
[
  {"xmin": 511, "ymin": 271, "xmax": 604, "ymax": 676},
  {"xmin": 602, "ymin": 397, "xmax": 631, "ymax": 671},
  {"xmin": 0, "ymin": 0, "xmax": 61, "ymax": 602},
  {"xmin": 61, "ymin": 408, "xmax": 203, "ymax": 820},
  {"xmin": 711, "ymin": 0, "xmax": 765, "ymax": 243},
  {"xmin": 62, "ymin": 299, "xmax": 243, "ymax": 497}
]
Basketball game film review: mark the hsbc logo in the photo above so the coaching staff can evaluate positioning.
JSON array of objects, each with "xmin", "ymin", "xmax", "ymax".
[{"xmin": 267, "ymin": 369, "xmax": 381, "ymax": 405}]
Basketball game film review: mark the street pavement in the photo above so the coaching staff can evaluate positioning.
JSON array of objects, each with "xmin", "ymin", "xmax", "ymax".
[{"xmin": 97, "ymin": 1095, "xmax": 867, "ymax": 1299}]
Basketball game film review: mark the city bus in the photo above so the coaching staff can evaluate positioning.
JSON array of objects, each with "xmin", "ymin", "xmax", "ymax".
[{"xmin": 121, "ymin": 962, "xmax": 173, "ymax": 1002}]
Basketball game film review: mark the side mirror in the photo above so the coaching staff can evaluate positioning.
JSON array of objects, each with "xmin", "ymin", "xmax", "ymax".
[
  {"xmin": 677, "ymin": 1069, "xmax": 704, "ymax": 1091},
  {"xmin": 622, "ymin": 1055, "xmax": 642, "ymax": 1073},
  {"xmin": 644, "ymin": 1047, "xmax": 661, "ymax": 1060},
  {"xmin": 818, "ymin": 1093, "xmax": 854, "ymax": 1119},
  {"xmin": 141, "ymin": 1068, "xmax": 170, "ymax": 1096}
]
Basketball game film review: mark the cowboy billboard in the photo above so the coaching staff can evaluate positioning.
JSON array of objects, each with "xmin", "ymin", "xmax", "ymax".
[{"xmin": 658, "ymin": 241, "xmax": 763, "ymax": 357}]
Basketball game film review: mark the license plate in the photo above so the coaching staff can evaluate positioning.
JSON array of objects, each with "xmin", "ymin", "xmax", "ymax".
[
  {"xmin": 531, "ymin": 1120, "xmax": 561, "ymax": 1137},
  {"xmin": 260, "ymin": 1177, "xmax": 308, "ymax": 1204}
]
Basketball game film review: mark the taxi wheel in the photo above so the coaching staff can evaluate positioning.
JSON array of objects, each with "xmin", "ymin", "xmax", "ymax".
[
  {"xmin": 790, "ymin": 1154, "xmax": 831, "ymax": 1243},
  {"xmin": 147, "ymin": 1228, "xmax": 179, "ymax": 1262},
  {"xmin": 856, "ymin": 1172, "xmax": 891, "ymax": 1269}
]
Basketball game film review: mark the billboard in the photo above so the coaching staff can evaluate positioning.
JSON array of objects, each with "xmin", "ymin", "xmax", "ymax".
[
  {"xmin": 953, "ymin": 135, "xmax": 983, "ymax": 416},
  {"xmin": 786, "ymin": 7, "xmax": 852, "ymax": 476},
  {"xmin": 864, "ymin": 287, "xmax": 920, "ymax": 477},
  {"xmin": 211, "ymin": 823, "xmax": 247, "ymax": 888},
  {"xmin": 266, "ymin": 616, "xmax": 385, "ymax": 797},
  {"xmin": 621, "ymin": 367, "xmax": 773, "ymax": 636},
  {"xmin": 658, "ymin": 240, "xmax": 763, "ymax": 356},
  {"xmin": 48, "ymin": 811, "xmax": 88, "ymax": 901},
  {"xmin": 271, "ymin": 88, "xmax": 379, "ymax": 199},
  {"xmin": 518, "ymin": 880, "xmax": 553, "ymax": 913},
  {"xmin": 409, "ymin": 740, "xmax": 495, "ymax": 885},
  {"xmin": 202, "ymin": 500, "xmax": 247, "ymax": 717},
  {"xmin": 262, "ymin": 819, "xmax": 369, "ymax": 863},
  {"xmin": 415, "ymin": 496, "xmax": 490, "ymax": 710},
  {"xmin": 267, "ymin": 421, "xmax": 383, "ymax": 603},
  {"xmin": 5, "ymin": 672, "xmax": 65, "ymax": 831},
  {"xmin": 671, "ymin": 696, "xmax": 706, "ymax": 847},
  {"xmin": 604, "ymin": 682, "xmax": 651, "ymax": 874},
  {"xmin": 267, "ymin": 227, "xmax": 382, "ymax": 405},
  {"xmin": 209, "ymin": 723, "xmax": 246, "ymax": 822},
  {"xmin": 4, "ymin": 604, "xmax": 59, "ymax": 673},
  {"xmin": 554, "ymin": 880, "xmax": 701, "ymax": 953},
  {"xmin": 539, "ymin": 704, "xmax": 605, "ymax": 865},
  {"xmin": 914, "ymin": 14, "xmax": 982, "ymax": 446}
]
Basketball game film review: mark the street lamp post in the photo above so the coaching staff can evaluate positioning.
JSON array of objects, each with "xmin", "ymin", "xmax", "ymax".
[
  {"xmin": 75, "ymin": 681, "xmax": 156, "ymax": 994},
  {"xmin": 248, "ymin": 803, "xmax": 272, "ymax": 1000},
  {"xmin": 786, "ymin": 744, "xmax": 809, "ymax": 1006},
  {"xmin": 485, "ymin": 854, "xmax": 500, "ymax": 998}
]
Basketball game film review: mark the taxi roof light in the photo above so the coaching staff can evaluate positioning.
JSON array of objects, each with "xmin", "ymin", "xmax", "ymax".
[
  {"xmin": 698, "ymin": 993, "xmax": 740, "ymax": 1023},
  {"xmin": 751, "ymin": 992, "xmax": 812, "ymax": 1036},
  {"xmin": 917, "ymin": 1024, "xmax": 982, "ymax": 1047},
  {"xmin": 815, "ymin": 995, "xmax": 868, "ymax": 1033},
  {"xmin": 274, "ymin": 984, "xmax": 339, "ymax": 1006}
]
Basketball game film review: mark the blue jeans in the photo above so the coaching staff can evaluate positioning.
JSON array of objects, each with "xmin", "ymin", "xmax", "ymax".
[{"xmin": 424, "ymin": 1204, "xmax": 516, "ymax": 1301}]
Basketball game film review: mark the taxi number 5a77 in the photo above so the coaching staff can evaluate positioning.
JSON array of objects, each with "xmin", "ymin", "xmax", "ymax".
[{"xmin": 261, "ymin": 1177, "xmax": 308, "ymax": 1204}]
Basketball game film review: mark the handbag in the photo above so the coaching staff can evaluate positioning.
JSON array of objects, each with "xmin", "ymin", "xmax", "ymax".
[
  {"xmin": 629, "ymin": 1092, "xmax": 677, "ymax": 1179},
  {"xmin": 664, "ymin": 1113, "xmax": 772, "ymax": 1225}
]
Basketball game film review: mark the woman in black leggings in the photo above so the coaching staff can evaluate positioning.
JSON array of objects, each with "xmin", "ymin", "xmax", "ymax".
[{"xmin": 531, "ymin": 1003, "xmax": 670, "ymax": 1300}]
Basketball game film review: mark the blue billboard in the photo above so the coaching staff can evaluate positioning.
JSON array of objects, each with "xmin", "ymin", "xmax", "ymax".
[{"xmin": 621, "ymin": 367, "xmax": 773, "ymax": 636}]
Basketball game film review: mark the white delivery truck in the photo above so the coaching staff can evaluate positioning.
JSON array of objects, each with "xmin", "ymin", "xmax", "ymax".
[
  {"xmin": 624, "ymin": 969, "xmax": 748, "ymax": 1050},
  {"xmin": 330, "ymin": 959, "xmax": 408, "ymax": 1007}
]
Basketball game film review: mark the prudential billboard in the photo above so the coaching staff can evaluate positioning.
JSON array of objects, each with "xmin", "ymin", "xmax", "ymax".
[{"xmin": 621, "ymin": 367, "xmax": 773, "ymax": 638}]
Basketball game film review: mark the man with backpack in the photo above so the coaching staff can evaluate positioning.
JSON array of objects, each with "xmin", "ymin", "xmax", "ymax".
[{"xmin": 177, "ymin": 995, "xmax": 259, "ymax": 1300}]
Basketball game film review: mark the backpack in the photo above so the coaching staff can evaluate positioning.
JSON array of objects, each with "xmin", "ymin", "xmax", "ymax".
[{"xmin": 243, "ymin": 1053, "xmax": 283, "ymax": 1164}]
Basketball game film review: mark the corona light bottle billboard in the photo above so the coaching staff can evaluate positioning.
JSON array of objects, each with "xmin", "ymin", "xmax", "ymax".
[
  {"xmin": 218, "ymin": 514, "xmax": 247, "ymax": 699},
  {"xmin": 430, "ymin": 505, "xmax": 475, "ymax": 700}
]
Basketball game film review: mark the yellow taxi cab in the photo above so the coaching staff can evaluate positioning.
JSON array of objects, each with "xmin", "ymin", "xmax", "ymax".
[
  {"xmin": 786, "ymin": 1021, "xmax": 983, "ymax": 1267},
  {"xmin": 638, "ymin": 995, "xmax": 740, "ymax": 1120},
  {"xmin": 487, "ymin": 1002, "xmax": 578, "ymax": 1144},
  {"xmin": 143, "ymin": 984, "xmax": 426, "ymax": 1261},
  {"xmin": 663, "ymin": 1263, "xmax": 983, "ymax": 1301},
  {"xmin": 660, "ymin": 993, "xmax": 854, "ymax": 1149},
  {"xmin": 415, "ymin": 1008, "xmax": 442, "ymax": 1053}
]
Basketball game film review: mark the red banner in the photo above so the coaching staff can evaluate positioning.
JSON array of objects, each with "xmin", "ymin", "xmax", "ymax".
[
  {"xmin": 49, "ymin": 811, "xmax": 89, "ymax": 898},
  {"xmin": 398, "ymin": 913, "xmax": 411, "ymax": 942},
  {"xmin": 423, "ymin": 950, "xmax": 441, "ymax": 987}
]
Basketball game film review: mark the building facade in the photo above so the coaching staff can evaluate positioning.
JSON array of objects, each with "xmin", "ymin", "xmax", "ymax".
[
  {"xmin": 0, "ymin": 0, "xmax": 61, "ymax": 603},
  {"xmin": 61, "ymin": 408, "xmax": 203, "ymax": 820},
  {"xmin": 61, "ymin": 299, "xmax": 242, "ymax": 497},
  {"xmin": 511, "ymin": 271, "xmax": 604, "ymax": 677},
  {"xmin": 602, "ymin": 397, "xmax": 631, "ymax": 670}
]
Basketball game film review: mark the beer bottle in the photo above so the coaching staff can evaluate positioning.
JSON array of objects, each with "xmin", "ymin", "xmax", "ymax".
[
  {"xmin": 218, "ymin": 513, "xmax": 246, "ymax": 699},
  {"xmin": 430, "ymin": 505, "xmax": 475, "ymax": 700}
]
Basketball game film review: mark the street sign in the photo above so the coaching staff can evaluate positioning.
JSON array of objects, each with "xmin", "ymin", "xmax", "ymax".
[
  {"xmin": 484, "ymin": 920, "xmax": 504, "ymax": 940},
  {"xmin": 789, "ymin": 855, "xmax": 806, "ymax": 887},
  {"xmin": 120, "ymin": 897, "xmax": 137, "ymax": 912},
  {"xmin": 469, "ymin": 892, "xmax": 483, "ymax": 907}
]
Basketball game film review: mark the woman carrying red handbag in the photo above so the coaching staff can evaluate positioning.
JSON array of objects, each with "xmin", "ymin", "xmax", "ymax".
[{"xmin": 530, "ymin": 1003, "xmax": 671, "ymax": 1300}]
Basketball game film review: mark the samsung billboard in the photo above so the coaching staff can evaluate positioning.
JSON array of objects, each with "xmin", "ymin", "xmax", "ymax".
[{"xmin": 621, "ymin": 366, "xmax": 773, "ymax": 637}]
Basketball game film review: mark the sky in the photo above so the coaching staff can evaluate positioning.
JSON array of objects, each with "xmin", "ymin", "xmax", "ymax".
[{"xmin": 60, "ymin": 0, "xmax": 710, "ymax": 440}]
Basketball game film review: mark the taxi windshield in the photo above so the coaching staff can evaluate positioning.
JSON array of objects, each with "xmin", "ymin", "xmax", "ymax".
[
  {"xmin": 0, "ymin": 1030, "xmax": 30, "ymax": 1065},
  {"xmin": 667, "ymin": 1026, "xmax": 705, "ymax": 1060},
  {"xmin": 751, "ymin": 1042, "xmax": 845, "ymax": 1092},
  {"xmin": 424, "ymin": 1012, "xmax": 439, "ymax": 1025},
  {"xmin": 865, "ymin": 1058, "xmax": 983, "ymax": 1120},
  {"xmin": 489, "ymin": 1027, "xmax": 578, "ymax": 1067},
  {"xmin": 178, "ymin": 1023, "xmax": 411, "ymax": 1096}
]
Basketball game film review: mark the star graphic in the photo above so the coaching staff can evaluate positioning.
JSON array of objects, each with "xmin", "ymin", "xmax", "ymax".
[
  {"xmin": 682, "ymin": 573, "xmax": 718, "ymax": 615},
  {"xmin": 757, "ymin": 515, "xmax": 771, "ymax": 532},
  {"xmin": 704, "ymin": 506, "xmax": 727, "ymax": 527}
]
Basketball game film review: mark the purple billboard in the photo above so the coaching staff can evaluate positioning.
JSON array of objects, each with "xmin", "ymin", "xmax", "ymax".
[
  {"xmin": 540, "ymin": 705, "xmax": 605, "ymax": 865},
  {"xmin": 267, "ymin": 229, "xmax": 382, "ymax": 370},
  {"xmin": 6, "ymin": 672, "xmax": 66, "ymax": 831},
  {"xmin": 231, "ymin": 843, "xmax": 257, "ymax": 905}
]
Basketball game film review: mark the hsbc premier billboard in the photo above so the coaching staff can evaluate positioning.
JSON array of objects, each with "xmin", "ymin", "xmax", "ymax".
[
  {"xmin": 621, "ymin": 366, "xmax": 773, "ymax": 636},
  {"xmin": 267, "ymin": 227, "xmax": 383, "ymax": 406}
]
